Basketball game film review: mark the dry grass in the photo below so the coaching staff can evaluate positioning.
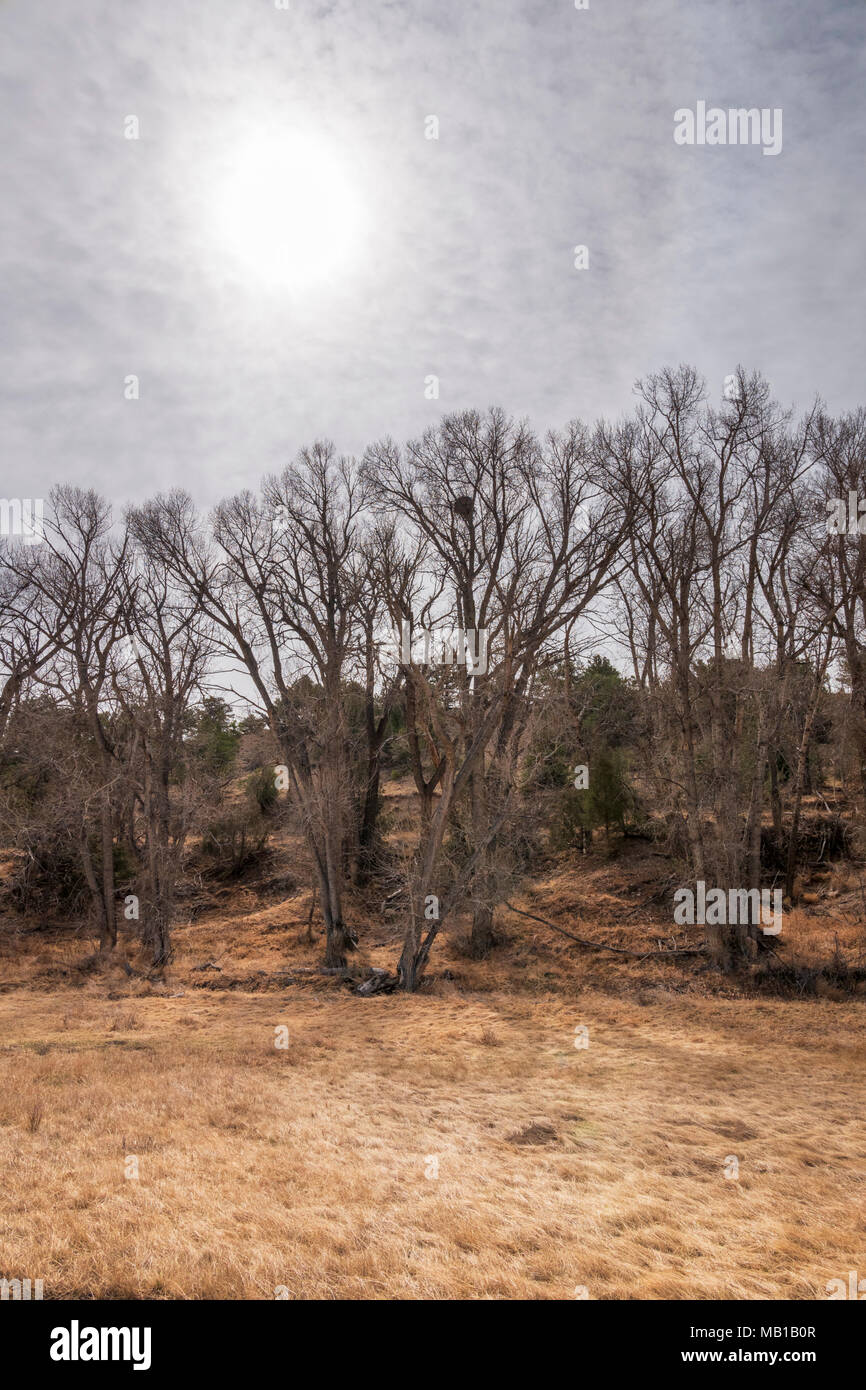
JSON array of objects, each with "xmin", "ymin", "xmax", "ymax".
[
  {"xmin": 1, "ymin": 978, "xmax": 864, "ymax": 1299},
  {"xmin": 1, "ymin": 817, "xmax": 864, "ymax": 1300}
]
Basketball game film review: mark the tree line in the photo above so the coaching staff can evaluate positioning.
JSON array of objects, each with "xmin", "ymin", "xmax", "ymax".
[{"xmin": 1, "ymin": 366, "xmax": 863, "ymax": 988}]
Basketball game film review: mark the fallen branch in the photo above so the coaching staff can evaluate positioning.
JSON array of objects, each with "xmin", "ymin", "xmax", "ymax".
[
  {"xmin": 503, "ymin": 901, "xmax": 706, "ymax": 960},
  {"xmin": 357, "ymin": 967, "xmax": 398, "ymax": 996}
]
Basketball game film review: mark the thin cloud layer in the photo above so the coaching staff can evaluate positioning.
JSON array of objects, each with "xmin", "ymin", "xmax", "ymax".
[{"xmin": 1, "ymin": 0, "xmax": 863, "ymax": 505}]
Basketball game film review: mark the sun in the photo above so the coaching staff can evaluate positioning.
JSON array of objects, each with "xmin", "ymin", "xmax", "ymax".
[{"xmin": 213, "ymin": 131, "xmax": 364, "ymax": 290}]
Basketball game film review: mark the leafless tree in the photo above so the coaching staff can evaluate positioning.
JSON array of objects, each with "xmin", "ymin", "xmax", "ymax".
[
  {"xmin": 111, "ymin": 541, "xmax": 214, "ymax": 965},
  {"xmin": 8, "ymin": 489, "xmax": 132, "ymax": 952},
  {"xmin": 365, "ymin": 407, "xmax": 630, "ymax": 986},
  {"xmin": 131, "ymin": 445, "xmax": 374, "ymax": 969},
  {"xmin": 806, "ymin": 409, "xmax": 866, "ymax": 808}
]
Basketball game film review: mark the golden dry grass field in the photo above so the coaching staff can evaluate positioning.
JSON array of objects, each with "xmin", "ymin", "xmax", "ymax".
[{"xmin": 1, "ymin": 828, "xmax": 865, "ymax": 1301}]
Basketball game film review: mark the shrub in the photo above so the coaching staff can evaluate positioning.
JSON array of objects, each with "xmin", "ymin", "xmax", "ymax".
[
  {"xmin": 7, "ymin": 836, "xmax": 90, "ymax": 917},
  {"xmin": 245, "ymin": 765, "xmax": 279, "ymax": 815},
  {"xmin": 549, "ymin": 746, "xmax": 639, "ymax": 850},
  {"xmin": 201, "ymin": 809, "xmax": 270, "ymax": 878},
  {"xmin": 185, "ymin": 698, "xmax": 241, "ymax": 774}
]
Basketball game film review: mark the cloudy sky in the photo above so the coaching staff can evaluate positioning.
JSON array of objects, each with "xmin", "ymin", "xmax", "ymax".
[{"xmin": 1, "ymin": 0, "xmax": 864, "ymax": 508}]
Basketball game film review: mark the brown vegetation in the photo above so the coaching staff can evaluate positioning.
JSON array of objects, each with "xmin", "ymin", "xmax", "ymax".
[
  {"xmin": 2, "ymin": 372, "xmax": 865, "ymax": 1300},
  {"xmin": 1, "ymin": 820, "xmax": 863, "ymax": 1300}
]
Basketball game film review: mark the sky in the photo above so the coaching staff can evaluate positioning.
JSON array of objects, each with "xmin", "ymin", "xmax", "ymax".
[{"xmin": 1, "ymin": 0, "xmax": 864, "ymax": 509}]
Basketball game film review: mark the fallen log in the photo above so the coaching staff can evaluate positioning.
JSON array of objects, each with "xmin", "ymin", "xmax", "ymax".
[{"xmin": 502, "ymin": 901, "xmax": 706, "ymax": 960}]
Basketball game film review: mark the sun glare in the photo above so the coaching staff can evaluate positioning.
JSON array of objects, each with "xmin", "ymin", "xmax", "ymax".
[{"xmin": 213, "ymin": 132, "xmax": 363, "ymax": 290}]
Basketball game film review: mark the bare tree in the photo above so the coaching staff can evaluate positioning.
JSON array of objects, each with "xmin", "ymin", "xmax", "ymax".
[
  {"xmin": 608, "ymin": 367, "xmax": 823, "ymax": 964},
  {"xmin": 9, "ymin": 489, "xmax": 132, "ymax": 953},
  {"xmin": 365, "ymin": 408, "xmax": 629, "ymax": 987},
  {"xmin": 112, "ymin": 541, "xmax": 214, "ymax": 966},
  {"xmin": 807, "ymin": 409, "xmax": 866, "ymax": 807},
  {"xmin": 131, "ymin": 446, "xmax": 372, "ymax": 969}
]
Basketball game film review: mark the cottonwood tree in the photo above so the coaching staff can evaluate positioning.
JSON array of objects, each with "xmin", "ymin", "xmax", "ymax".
[
  {"xmin": 607, "ymin": 367, "xmax": 820, "ymax": 963},
  {"xmin": 350, "ymin": 530, "xmax": 407, "ymax": 883},
  {"xmin": 365, "ymin": 407, "xmax": 629, "ymax": 986},
  {"xmin": 746, "ymin": 454, "xmax": 834, "ymax": 901},
  {"xmin": 602, "ymin": 386, "xmax": 714, "ymax": 887},
  {"xmin": 10, "ymin": 489, "xmax": 132, "ymax": 953},
  {"xmin": 112, "ymin": 544, "xmax": 214, "ymax": 966},
  {"xmin": 131, "ymin": 445, "xmax": 375, "ymax": 969},
  {"xmin": 806, "ymin": 409, "xmax": 866, "ymax": 812}
]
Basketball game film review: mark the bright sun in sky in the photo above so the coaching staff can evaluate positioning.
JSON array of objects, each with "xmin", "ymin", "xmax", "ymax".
[{"xmin": 213, "ymin": 132, "xmax": 364, "ymax": 291}]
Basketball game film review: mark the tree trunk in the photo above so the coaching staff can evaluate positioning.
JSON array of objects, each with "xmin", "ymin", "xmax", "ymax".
[
  {"xmin": 355, "ymin": 760, "xmax": 380, "ymax": 885},
  {"xmin": 785, "ymin": 658, "xmax": 829, "ymax": 901},
  {"xmin": 100, "ymin": 803, "xmax": 116, "ymax": 952},
  {"xmin": 769, "ymin": 751, "xmax": 782, "ymax": 843},
  {"xmin": 398, "ymin": 764, "xmax": 456, "ymax": 990},
  {"xmin": 468, "ymin": 770, "xmax": 497, "ymax": 957},
  {"xmin": 470, "ymin": 900, "xmax": 495, "ymax": 957}
]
